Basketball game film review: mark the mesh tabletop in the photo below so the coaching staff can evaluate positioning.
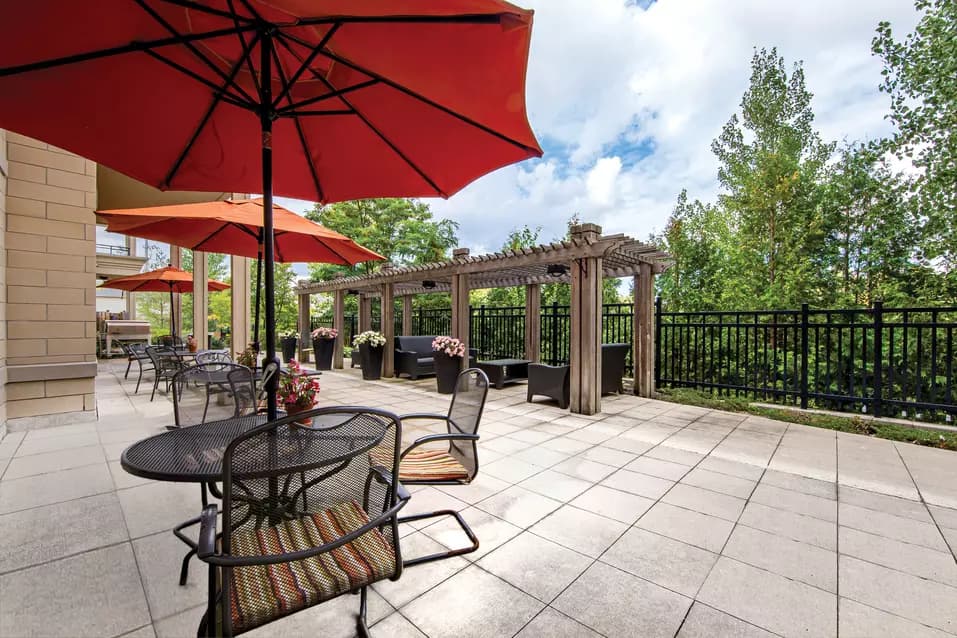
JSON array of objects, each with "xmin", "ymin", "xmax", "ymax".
[
  {"xmin": 121, "ymin": 414, "xmax": 268, "ymax": 482},
  {"xmin": 120, "ymin": 412, "xmax": 369, "ymax": 483}
]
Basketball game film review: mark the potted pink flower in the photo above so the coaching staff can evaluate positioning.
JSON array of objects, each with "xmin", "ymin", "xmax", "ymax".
[
  {"xmin": 277, "ymin": 359, "xmax": 320, "ymax": 425},
  {"xmin": 310, "ymin": 326, "xmax": 338, "ymax": 370},
  {"xmin": 432, "ymin": 336, "xmax": 466, "ymax": 394}
]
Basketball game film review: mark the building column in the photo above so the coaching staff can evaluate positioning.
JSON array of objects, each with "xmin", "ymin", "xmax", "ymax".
[
  {"xmin": 381, "ymin": 284, "xmax": 395, "ymax": 377},
  {"xmin": 633, "ymin": 263, "xmax": 655, "ymax": 398},
  {"xmin": 451, "ymin": 273, "xmax": 470, "ymax": 372},
  {"xmin": 333, "ymin": 289, "xmax": 345, "ymax": 369},
  {"xmin": 402, "ymin": 295, "xmax": 413, "ymax": 336},
  {"xmin": 524, "ymin": 283, "xmax": 541, "ymax": 362},
  {"xmin": 126, "ymin": 235, "xmax": 137, "ymax": 319},
  {"xmin": 169, "ymin": 245, "xmax": 182, "ymax": 338},
  {"xmin": 229, "ymin": 255, "xmax": 251, "ymax": 352},
  {"xmin": 192, "ymin": 250, "xmax": 208, "ymax": 347},
  {"xmin": 298, "ymin": 292, "xmax": 311, "ymax": 362},
  {"xmin": 569, "ymin": 224, "xmax": 603, "ymax": 415}
]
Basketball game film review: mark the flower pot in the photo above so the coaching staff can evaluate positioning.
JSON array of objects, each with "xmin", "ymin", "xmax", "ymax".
[
  {"xmin": 284, "ymin": 402, "xmax": 315, "ymax": 426},
  {"xmin": 280, "ymin": 336, "xmax": 298, "ymax": 363},
  {"xmin": 313, "ymin": 337, "xmax": 336, "ymax": 370},
  {"xmin": 434, "ymin": 351, "xmax": 462, "ymax": 394},
  {"xmin": 358, "ymin": 343, "xmax": 383, "ymax": 380}
]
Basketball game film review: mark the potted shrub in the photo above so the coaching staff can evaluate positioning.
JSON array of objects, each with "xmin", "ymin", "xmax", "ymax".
[
  {"xmin": 432, "ymin": 336, "xmax": 466, "ymax": 394},
  {"xmin": 310, "ymin": 326, "xmax": 338, "ymax": 370},
  {"xmin": 235, "ymin": 343, "xmax": 258, "ymax": 369},
  {"xmin": 279, "ymin": 330, "xmax": 298, "ymax": 363},
  {"xmin": 353, "ymin": 330, "xmax": 386, "ymax": 380},
  {"xmin": 277, "ymin": 359, "xmax": 320, "ymax": 426}
]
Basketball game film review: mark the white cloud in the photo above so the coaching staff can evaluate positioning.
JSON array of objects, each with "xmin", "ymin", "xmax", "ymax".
[{"xmin": 285, "ymin": 0, "xmax": 920, "ymax": 255}]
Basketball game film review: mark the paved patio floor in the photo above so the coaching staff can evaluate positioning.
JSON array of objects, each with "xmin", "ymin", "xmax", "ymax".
[{"xmin": 1, "ymin": 360, "xmax": 956, "ymax": 638}]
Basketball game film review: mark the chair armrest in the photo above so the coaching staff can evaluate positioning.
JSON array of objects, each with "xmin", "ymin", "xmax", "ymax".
[
  {"xmin": 196, "ymin": 505, "xmax": 218, "ymax": 560},
  {"xmin": 401, "ymin": 432, "xmax": 480, "ymax": 459},
  {"xmin": 369, "ymin": 465, "xmax": 412, "ymax": 503},
  {"xmin": 398, "ymin": 412, "xmax": 450, "ymax": 423}
]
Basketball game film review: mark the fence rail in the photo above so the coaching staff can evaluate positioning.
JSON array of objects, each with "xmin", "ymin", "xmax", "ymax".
[{"xmin": 657, "ymin": 300, "xmax": 957, "ymax": 419}]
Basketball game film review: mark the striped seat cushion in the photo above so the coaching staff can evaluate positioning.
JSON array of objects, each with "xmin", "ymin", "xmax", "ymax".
[
  {"xmin": 370, "ymin": 447, "xmax": 469, "ymax": 482},
  {"xmin": 228, "ymin": 501, "xmax": 396, "ymax": 634}
]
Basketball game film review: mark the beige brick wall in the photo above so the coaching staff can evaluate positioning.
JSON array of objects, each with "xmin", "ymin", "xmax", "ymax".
[
  {"xmin": 0, "ymin": 129, "xmax": 8, "ymax": 435},
  {"xmin": 4, "ymin": 131, "xmax": 96, "ymax": 420}
]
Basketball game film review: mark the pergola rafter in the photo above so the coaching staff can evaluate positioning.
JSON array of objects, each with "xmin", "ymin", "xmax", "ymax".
[{"xmin": 296, "ymin": 224, "xmax": 671, "ymax": 415}]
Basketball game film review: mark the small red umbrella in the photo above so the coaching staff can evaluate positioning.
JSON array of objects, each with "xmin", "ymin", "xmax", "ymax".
[{"xmin": 99, "ymin": 265, "xmax": 229, "ymax": 340}]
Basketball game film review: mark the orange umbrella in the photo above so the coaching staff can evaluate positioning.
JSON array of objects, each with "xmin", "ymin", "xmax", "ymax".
[
  {"xmin": 99, "ymin": 265, "xmax": 229, "ymax": 340},
  {"xmin": 97, "ymin": 198, "xmax": 384, "ymax": 265},
  {"xmin": 98, "ymin": 197, "xmax": 383, "ymax": 347}
]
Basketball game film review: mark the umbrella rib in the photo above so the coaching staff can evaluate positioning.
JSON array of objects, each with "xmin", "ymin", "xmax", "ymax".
[
  {"xmin": 225, "ymin": 0, "xmax": 261, "ymax": 97},
  {"xmin": 156, "ymin": 0, "xmax": 257, "ymax": 23},
  {"xmin": 311, "ymin": 234, "xmax": 352, "ymax": 265},
  {"xmin": 268, "ymin": 41, "xmax": 327, "ymax": 202},
  {"xmin": 134, "ymin": 0, "xmax": 257, "ymax": 105},
  {"xmin": 162, "ymin": 30, "xmax": 263, "ymax": 188},
  {"xmin": 0, "ymin": 25, "xmax": 258, "ymax": 78},
  {"xmin": 274, "ymin": 34, "xmax": 446, "ymax": 197},
  {"xmin": 272, "ymin": 23, "xmax": 341, "ymax": 109},
  {"xmin": 308, "ymin": 41, "xmax": 542, "ymax": 156},
  {"xmin": 276, "ymin": 79, "xmax": 378, "ymax": 115},
  {"xmin": 142, "ymin": 49, "xmax": 252, "ymax": 111}
]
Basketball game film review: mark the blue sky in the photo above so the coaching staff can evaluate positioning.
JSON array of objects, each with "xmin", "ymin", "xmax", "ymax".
[{"xmin": 279, "ymin": 0, "xmax": 919, "ymax": 257}]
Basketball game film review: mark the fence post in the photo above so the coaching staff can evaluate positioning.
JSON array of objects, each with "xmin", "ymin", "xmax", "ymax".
[
  {"xmin": 873, "ymin": 300, "xmax": 883, "ymax": 418},
  {"xmin": 550, "ymin": 301, "xmax": 560, "ymax": 366},
  {"xmin": 654, "ymin": 297, "xmax": 662, "ymax": 390},
  {"xmin": 800, "ymin": 303, "xmax": 809, "ymax": 409},
  {"xmin": 479, "ymin": 305, "xmax": 487, "ymax": 357}
]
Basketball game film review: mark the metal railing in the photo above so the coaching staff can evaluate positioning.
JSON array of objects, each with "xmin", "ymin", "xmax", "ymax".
[
  {"xmin": 656, "ymin": 300, "xmax": 957, "ymax": 419},
  {"xmin": 96, "ymin": 243, "xmax": 130, "ymax": 256}
]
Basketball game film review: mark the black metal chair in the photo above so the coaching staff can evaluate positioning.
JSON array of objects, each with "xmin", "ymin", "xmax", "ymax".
[
  {"xmin": 526, "ymin": 343, "xmax": 631, "ymax": 408},
  {"xmin": 172, "ymin": 362, "xmax": 252, "ymax": 428},
  {"xmin": 196, "ymin": 407, "xmax": 410, "ymax": 637},
  {"xmin": 158, "ymin": 334, "xmax": 186, "ymax": 348},
  {"xmin": 384, "ymin": 368, "xmax": 488, "ymax": 566},
  {"xmin": 121, "ymin": 342, "xmax": 153, "ymax": 394},
  {"xmin": 146, "ymin": 345, "xmax": 185, "ymax": 401},
  {"xmin": 196, "ymin": 350, "xmax": 232, "ymax": 365}
]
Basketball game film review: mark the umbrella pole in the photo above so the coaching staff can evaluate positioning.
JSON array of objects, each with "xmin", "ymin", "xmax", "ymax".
[
  {"xmin": 253, "ymin": 246, "xmax": 262, "ymax": 351},
  {"xmin": 169, "ymin": 285, "xmax": 176, "ymax": 341},
  {"xmin": 260, "ymin": 34, "xmax": 279, "ymax": 421}
]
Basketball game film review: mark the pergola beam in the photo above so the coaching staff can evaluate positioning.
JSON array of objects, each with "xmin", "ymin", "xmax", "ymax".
[
  {"xmin": 381, "ymin": 283, "xmax": 395, "ymax": 377},
  {"xmin": 569, "ymin": 225, "xmax": 603, "ymax": 415},
  {"xmin": 333, "ymin": 289, "xmax": 345, "ymax": 369},
  {"xmin": 298, "ymin": 292, "xmax": 311, "ymax": 361},
  {"xmin": 525, "ymin": 283, "xmax": 540, "ymax": 362}
]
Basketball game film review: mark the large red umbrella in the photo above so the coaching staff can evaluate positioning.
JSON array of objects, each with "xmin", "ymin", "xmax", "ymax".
[
  {"xmin": 98, "ymin": 197, "xmax": 384, "ymax": 346},
  {"xmin": 0, "ymin": 1, "xmax": 542, "ymax": 417},
  {"xmin": 99, "ymin": 265, "xmax": 230, "ymax": 340}
]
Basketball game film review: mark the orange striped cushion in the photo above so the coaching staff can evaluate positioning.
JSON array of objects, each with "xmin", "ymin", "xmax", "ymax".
[
  {"xmin": 228, "ymin": 501, "xmax": 396, "ymax": 634},
  {"xmin": 397, "ymin": 448, "xmax": 470, "ymax": 481}
]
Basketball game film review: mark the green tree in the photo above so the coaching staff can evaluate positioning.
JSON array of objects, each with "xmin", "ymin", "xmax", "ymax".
[
  {"xmin": 305, "ymin": 198, "xmax": 458, "ymax": 281},
  {"xmin": 711, "ymin": 48, "xmax": 834, "ymax": 308},
  {"xmin": 873, "ymin": 0, "xmax": 957, "ymax": 283},
  {"xmin": 251, "ymin": 262, "xmax": 300, "ymax": 342}
]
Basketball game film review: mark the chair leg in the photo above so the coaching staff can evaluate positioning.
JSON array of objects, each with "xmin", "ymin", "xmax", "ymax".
[
  {"xmin": 135, "ymin": 365, "xmax": 144, "ymax": 394},
  {"xmin": 397, "ymin": 509, "xmax": 479, "ymax": 567},
  {"xmin": 151, "ymin": 375, "xmax": 159, "ymax": 401},
  {"xmin": 356, "ymin": 586, "xmax": 371, "ymax": 638},
  {"xmin": 125, "ymin": 359, "xmax": 132, "ymax": 379}
]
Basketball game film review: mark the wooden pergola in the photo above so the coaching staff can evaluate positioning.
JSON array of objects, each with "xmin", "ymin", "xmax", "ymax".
[{"xmin": 296, "ymin": 223, "xmax": 670, "ymax": 415}]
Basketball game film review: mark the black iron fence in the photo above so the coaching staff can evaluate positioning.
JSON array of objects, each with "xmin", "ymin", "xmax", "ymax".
[
  {"xmin": 310, "ymin": 303, "xmax": 636, "ymax": 375},
  {"xmin": 656, "ymin": 300, "xmax": 957, "ymax": 419}
]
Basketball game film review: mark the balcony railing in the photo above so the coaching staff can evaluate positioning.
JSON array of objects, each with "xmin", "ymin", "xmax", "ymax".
[{"xmin": 96, "ymin": 243, "xmax": 130, "ymax": 256}]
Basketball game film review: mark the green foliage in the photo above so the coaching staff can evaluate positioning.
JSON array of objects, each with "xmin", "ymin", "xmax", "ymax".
[
  {"xmin": 305, "ymin": 198, "xmax": 458, "ymax": 281},
  {"xmin": 874, "ymin": 0, "xmax": 957, "ymax": 277},
  {"xmin": 251, "ymin": 261, "xmax": 299, "ymax": 339}
]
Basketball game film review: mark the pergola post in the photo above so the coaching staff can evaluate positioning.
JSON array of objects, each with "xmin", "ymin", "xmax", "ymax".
[
  {"xmin": 451, "ymin": 248, "xmax": 471, "ymax": 372},
  {"xmin": 381, "ymin": 283, "xmax": 395, "ymax": 377},
  {"xmin": 298, "ymin": 292, "xmax": 311, "ymax": 362},
  {"xmin": 192, "ymin": 250, "xmax": 208, "ymax": 347},
  {"xmin": 633, "ymin": 263, "xmax": 656, "ymax": 397},
  {"xmin": 333, "ymin": 289, "xmax": 345, "ymax": 369},
  {"xmin": 525, "ymin": 283, "xmax": 541, "ymax": 362},
  {"xmin": 230, "ymin": 255, "xmax": 251, "ymax": 352},
  {"xmin": 358, "ymin": 294, "xmax": 372, "ymax": 333},
  {"xmin": 569, "ymin": 224, "xmax": 603, "ymax": 415},
  {"xmin": 169, "ymin": 245, "xmax": 182, "ymax": 338},
  {"xmin": 402, "ymin": 295, "xmax": 413, "ymax": 336}
]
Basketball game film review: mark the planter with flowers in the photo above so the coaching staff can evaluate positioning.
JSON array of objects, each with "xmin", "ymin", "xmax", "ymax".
[
  {"xmin": 310, "ymin": 326, "xmax": 338, "ymax": 371},
  {"xmin": 432, "ymin": 336, "xmax": 466, "ymax": 394},
  {"xmin": 278, "ymin": 359, "xmax": 320, "ymax": 426},
  {"xmin": 353, "ymin": 331, "xmax": 386, "ymax": 380},
  {"xmin": 279, "ymin": 331, "xmax": 299, "ymax": 363},
  {"xmin": 236, "ymin": 344, "xmax": 258, "ymax": 369}
]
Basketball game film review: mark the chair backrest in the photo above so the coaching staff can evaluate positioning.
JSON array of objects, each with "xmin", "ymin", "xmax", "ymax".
[
  {"xmin": 171, "ymin": 362, "xmax": 249, "ymax": 427},
  {"xmin": 195, "ymin": 350, "xmax": 231, "ymax": 365},
  {"xmin": 220, "ymin": 407, "xmax": 403, "ymax": 635},
  {"xmin": 395, "ymin": 335, "xmax": 435, "ymax": 354},
  {"xmin": 446, "ymin": 368, "xmax": 489, "ymax": 477},
  {"xmin": 601, "ymin": 343, "xmax": 630, "ymax": 393},
  {"xmin": 145, "ymin": 345, "xmax": 177, "ymax": 371},
  {"xmin": 226, "ymin": 365, "xmax": 257, "ymax": 417},
  {"xmin": 256, "ymin": 360, "xmax": 280, "ymax": 406},
  {"xmin": 157, "ymin": 334, "xmax": 184, "ymax": 348},
  {"xmin": 129, "ymin": 342, "xmax": 149, "ymax": 358}
]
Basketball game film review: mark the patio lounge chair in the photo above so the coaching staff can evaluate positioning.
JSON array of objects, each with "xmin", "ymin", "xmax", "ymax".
[
  {"xmin": 196, "ymin": 407, "xmax": 410, "ymax": 637},
  {"xmin": 120, "ymin": 342, "xmax": 153, "ymax": 394},
  {"xmin": 382, "ymin": 368, "xmax": 488, "ymax": 566},
  {"xmin": 526, "ymin": 343, "xmax": 631, "ymax": 408}
]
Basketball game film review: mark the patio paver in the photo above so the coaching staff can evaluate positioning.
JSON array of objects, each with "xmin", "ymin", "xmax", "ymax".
[{"xmin": 0, "ymin": 359, "xmax": 955, "ymax": 638}]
